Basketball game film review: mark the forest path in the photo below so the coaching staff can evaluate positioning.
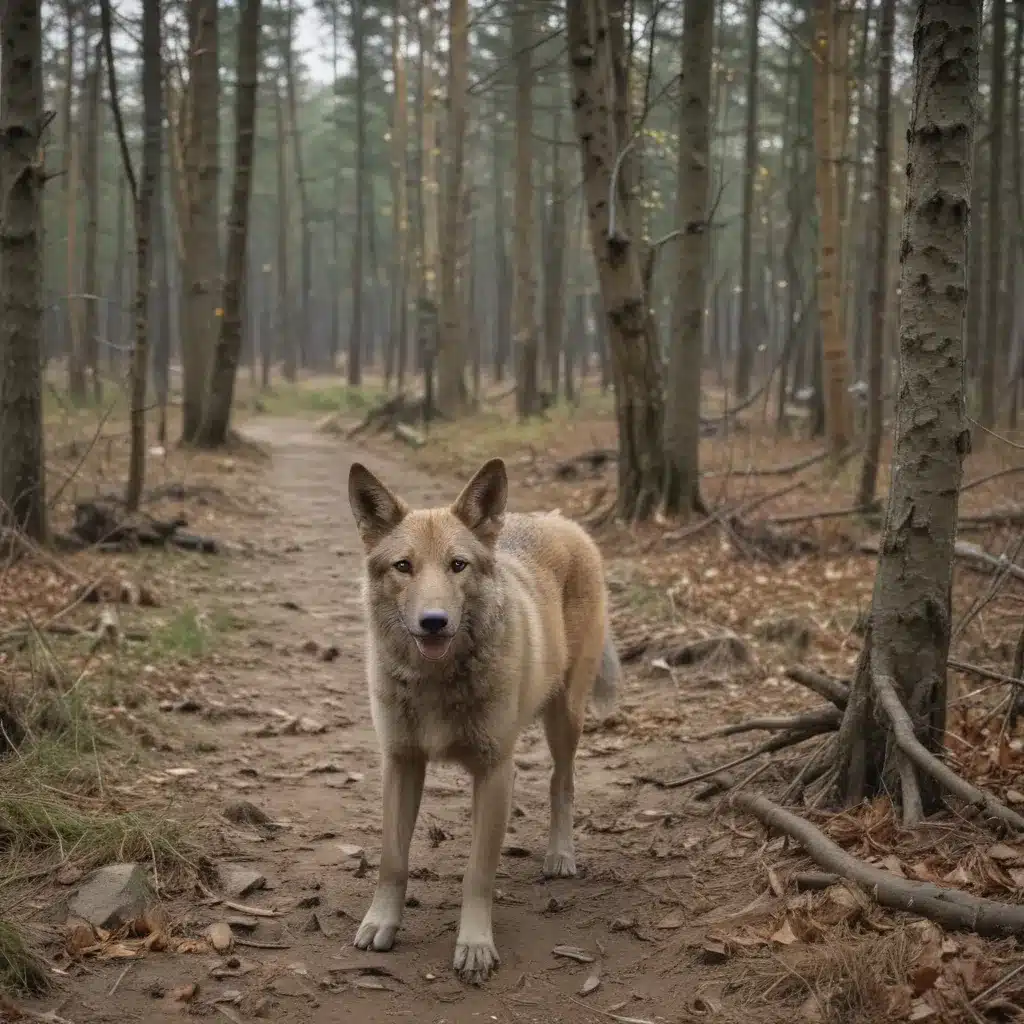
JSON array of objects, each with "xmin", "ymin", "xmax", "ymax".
[{"xmin": 64, "ymin": 416, "xmax": 754, "ymax": 1024}]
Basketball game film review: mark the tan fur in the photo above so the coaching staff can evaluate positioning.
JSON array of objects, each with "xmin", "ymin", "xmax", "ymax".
[{"xmin": 347, "ymin": 458, "xmax": 620, "ymax": 983}]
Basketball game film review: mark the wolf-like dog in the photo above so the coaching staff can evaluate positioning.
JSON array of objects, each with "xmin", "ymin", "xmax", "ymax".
[{"xmin": 347, "ymin": 456, "xmax": 620, "ymax": 984}]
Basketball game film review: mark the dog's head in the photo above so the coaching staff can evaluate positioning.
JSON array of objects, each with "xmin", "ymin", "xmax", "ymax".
[{"xmin": 347, "ymin": 458, "xmax": 507, "ymax": 664}]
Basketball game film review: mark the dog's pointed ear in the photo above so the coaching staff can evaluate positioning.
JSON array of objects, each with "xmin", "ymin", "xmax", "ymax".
[
  {"xmin": 348, "ymin": 462, "xmax": 408, "ymax": 549},
  {"xmin": 451, "ymin": 458, "xmax": 507, "ymax": 545}
]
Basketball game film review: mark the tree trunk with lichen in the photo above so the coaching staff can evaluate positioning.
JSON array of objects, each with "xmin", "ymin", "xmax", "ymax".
[
  {"xmin": 0, "ymin": 0, "xmax": 47, "ymax": 542},
  {"xmin": 566, "ymin": 0, "xmax": 665, "ymax": 522},
  {"xmin": 833, "ymin": 0, "xmax": 980, "ymax": 821}
]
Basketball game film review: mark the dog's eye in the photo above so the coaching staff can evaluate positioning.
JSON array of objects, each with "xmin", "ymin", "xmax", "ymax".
[
  {"xmin": 393, "ymin": 559, "xmax": 413, "ymax": 574},
  {"xmin": 450, "ymin": 558, "xmax": 468, "ymax": 573}
]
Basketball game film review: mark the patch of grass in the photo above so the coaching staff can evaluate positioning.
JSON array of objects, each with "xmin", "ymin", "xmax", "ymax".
[
  {"xmin": 0, "ymin": 780, "xmax": 200, "ymax": 880},
  {"xmin": 151, "ymin": 606, "xmax": 215, "ymax": 658},
  {"xmin": 255, "ymin": 381, "xmax": 386, "ymax": 417},
  {"xmin": 0, "ymin": 921, "xmax": 49, "ymax": 994}
]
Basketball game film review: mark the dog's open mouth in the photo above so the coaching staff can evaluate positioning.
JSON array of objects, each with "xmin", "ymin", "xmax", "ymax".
[{"xmin": 414, "ymin": 635, "xmax": 454, "ymax": 662}]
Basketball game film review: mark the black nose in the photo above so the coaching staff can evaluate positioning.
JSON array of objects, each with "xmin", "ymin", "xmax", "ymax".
[{"xmin": 419, "ymin": 610, "xmax": 449, "ymax": 635}]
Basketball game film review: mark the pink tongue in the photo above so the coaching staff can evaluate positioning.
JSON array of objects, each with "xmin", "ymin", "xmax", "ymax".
[{"xmin": 416, "ymin": 636, "xmax": 450, "ymax": 660}]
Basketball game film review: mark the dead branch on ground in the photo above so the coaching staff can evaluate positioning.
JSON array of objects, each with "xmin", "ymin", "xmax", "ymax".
[
  {"xmin": 57, "ymin": 501, "xmax": 220, "ymax": 554},
  {"xmin": 733, "ymin": 792, "xmax": 1024, "ymax": 938}
]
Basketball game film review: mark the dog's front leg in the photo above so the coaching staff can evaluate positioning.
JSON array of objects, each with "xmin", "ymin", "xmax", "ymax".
[
  {"xmin": 454, "ymin": 757, "xmax": 515, "ymax": 984},
  {"xmin": 353, "ymin": 753, "xmax": 425, "ymax": 952}
]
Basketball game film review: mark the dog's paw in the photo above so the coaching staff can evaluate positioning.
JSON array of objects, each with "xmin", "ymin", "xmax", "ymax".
[
  {"xmin": 542, "ymin": 850, "xmax": 577, "ymax": 878},
  {"xmin": 353, "ymin": 914, "xmax": 400, "ymax": 952},
  {"xmin": 453, "ymin": 935, "xmax": 500, "ymax": 984}
]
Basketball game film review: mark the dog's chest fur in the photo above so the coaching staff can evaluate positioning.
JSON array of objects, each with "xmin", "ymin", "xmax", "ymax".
[{"xmin": 373, "ymin": 663, "xmax": 506, "ymax": 768}]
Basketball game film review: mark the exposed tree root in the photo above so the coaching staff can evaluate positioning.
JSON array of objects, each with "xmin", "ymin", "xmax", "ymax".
[
  {"xmin": 870, "ymin": 664, "xmax": 1024, "ymax": 831},
  {"xmin": 733, "ymin": 792, "xmax": 1024, "ymax": 938},
  {"xmin": 785, "ymin": 666, "xmax": 850, "ymax": 708}
]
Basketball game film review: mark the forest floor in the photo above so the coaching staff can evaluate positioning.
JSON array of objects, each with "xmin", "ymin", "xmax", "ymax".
[{"xmin": 5, "ymin": 375, "xmax": 1024, "ymax": 1023}]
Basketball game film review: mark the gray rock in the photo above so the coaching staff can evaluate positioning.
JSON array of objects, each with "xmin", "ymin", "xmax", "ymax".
[
  {"xmin": 221, "ymin": 865, "xmax": 267, "ymax": 898},
  {"xmin": 67, "ymin": 863, "xmax": 155, "ymax": 929}
]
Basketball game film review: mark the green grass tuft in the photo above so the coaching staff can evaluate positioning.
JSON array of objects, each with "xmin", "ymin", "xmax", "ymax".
[
  {"xmin": 255, "ymin": 381, "xmax": 386, "ymax": 417},
  {"xmin": 0, "ymin": 921, "xmax": 49, "ymax": 994}
]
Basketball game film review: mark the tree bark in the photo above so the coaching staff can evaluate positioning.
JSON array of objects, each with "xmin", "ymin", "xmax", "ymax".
[
  {"xmin": 81, "ymin": 35, "xmax": 102, "ymax": 404},
  {"xmin": 181, "ymin": 0, "xmax": 220, "ymax": 442},
  {"xmin": 492, "ymin": 110, "xmax": 511, "ymax": 385},
  {"xmin": 0, "ymin": 0, "xmax": 47, "ymax": 542},
  {"xmin": 389, "ymin": 0, "xmax": 409, "ymax": 392},
  {"xmin": 979, "ymin": 0, "xmax": 1006, "ymax": 430},
  {"xmin": 812, "ymin": 0, "xmax": 854, "ymax": 455},
  {"xmin": 855, "ymin": 0, "xmax": 894, "ymax": 509},
  {"xmin": 275, "ymin": 71, "xmax": 293, "ymax": 382},
  {"xmin": 566, "ymin": 0, "xmax": 666, "ymax": 521},
  {"xmin": 734, "ymin": 0, "xmax": 761, "ymax": 402},
  {"xmin": 514, "ymin": 2, "xmax": 539, "ymax": 419},
  {"xmin": 284, "ymin": 0, "xmax": 311, "ymax": 374},
  {"xmin": 196, "ymin": 0, "xmax": 262, "ymax": 447},
  {"xmin": 835, "ymin": 0, "xmax": 980, "ymax": 817},
  {"xmin": 543, "ymin": 109, "xmax": 568, "ymax": 398},
  {"xmin": 664, "ymin": 0, "xmax": 713, "ymax": 518},
  {"xmin": 437, "ymin": 0, "xmax": 469, "ymax": 414},
  {"xmin": 348, "ymin": 0, "xmax": 366, "ymax": 387}
]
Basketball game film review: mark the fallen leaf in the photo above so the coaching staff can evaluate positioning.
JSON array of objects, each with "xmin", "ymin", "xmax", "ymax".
[
  {"xmin": 910, "ymin": 963, "xmax": 940, "ymax": 996},
  {"xmin": 770, "ymin": 919, "xmax": 800, "ymax": 946},
  {"xmin": 987, "ymin": 843, "xmax": 1023, "ymax": 864},
  {"xmin": 579, "ymin": 972, "xmax": 601, "ymax": 996}
]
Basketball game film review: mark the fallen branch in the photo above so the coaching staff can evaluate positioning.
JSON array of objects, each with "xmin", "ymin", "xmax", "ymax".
[
  {"xmin": 871, "ymin": 666, "xmax": 1024, "ymax": 831},
  {"xmin": 948, "ymin": 658, "xmax": 1023, "ymax": 688},
  {"xmin": 703, "ymin": 449, "xmax": 830, "ymax": 480},
  {"xmin": 767, "ymin": 505, "xmax": 877, "ymax": 527},
  {"xmin": 957, "ymin": 506, "xmax": 1024, "ymax": 530},
  {"xmin": 553, "ymin": 448, "xmax": 617, "ymax": 480},
  {"xmin": 637, "ymin": 724, "xmax": 834, "ymax": 790},
  {"xmin": 662, "ymin": 479, "xmax": 807, "ymax": 544},
  {"xmin": 693, "ymin": 705, "xmax": 840, "ymax": 741},
  {"xmin": 960, "ymin": 466, "xmax": 1024, "ymax": 494},
  {"xmin": 733, "ymin": 792, "xmax": 1024, "ymax": 937},
  {"xmin": 785, "ymin": 666, "xmax": 851, "ymax": 709},
  {"xmin": 861, "ymin": 538, "xmax": 1024, "ymax": 585}
]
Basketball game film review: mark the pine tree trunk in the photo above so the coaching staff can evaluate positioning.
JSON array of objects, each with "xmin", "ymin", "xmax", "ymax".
[
  {"xmin": 275, "ymin": 73, "xmax": 293, "ymax": 382},
  {"xmin": 566, "ymin": 0, "xmax": 666, "ymax": 521},
  {"xmin": 0, "ymin": 0, "xmax": 47, "ymax": 542},
  {"xmin": 196, "ymin": 0, "xmax": 261, "ymax": 446},
  {"xmin": 1010, "ymin": 2, "xmax": 1023, "ymax": 428},
  {"xmin": 514, "ymin": 2, "xmax": 539, "ymax": 419},
  {"xmin": 492, "ymin": 111, "xmax": 511, "ymax": 385},
  {"xmin": 417, "ymin": 2, "xmax": 440, "ymax": 417},
  {"xmin": 665, "ymin": 0, "xmax": 713, "ymax": 518},
  {"xmin": 543, "ymin": 110, "xmax": 567, "ymax": 398},
  {"xmin": 812, "ymin": 0, "xmax": 853, "ymax": 454},
  {"xmin": 348, "ymin": 0, "xmax": 366, "ymax": 387},
  {"xmin": 979, "ymin": 0, "xmax": 1006, "ymax": 430},
  {"xmin": 284, "ymin": 0, "xmax": 311, "ymax": 373},
  {"xmin": 437, "ymin": 0, "xmax": 469, "ymax": 414},
  {"xmin": 856, "ymin": 0, "xmax": 894, "ymax": 510},
  {"xmin": 330, "ymin": 0, "xmax": 341, "ymax": 372},
  {"xmin": 82, "ymin": 35, "xmax": 102, "ymax": 403},
  {"xmin": 734, "ymin": 0, "xmax": 761, "ymax": 402},
  {"xmin": 835, "ymin": 0, "xmax": 980, "ymax": 818},
  {"xmin": 181, "ymin": 0, "xmax": 220, "ymax": 442},
  {"xmin": 153, "ymin": 157, "xmax": 171, "ymax": 446},
  {"xmin": 389, "ymin": 0, "xmax": 409, "ymax": 391}
]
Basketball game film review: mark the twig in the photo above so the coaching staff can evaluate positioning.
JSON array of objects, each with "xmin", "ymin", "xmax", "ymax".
[
  {"xmin": 662, "ymin": 479, "xmax": 807, "ymax": 544},
  {"xmin": 222, "ymin": 900, "xmax": 281, "ymax": 918},
  {"xmin": 948, "ymin": 658, "xmax": 1023, "ymax": 688},
  {"xmin": 567, "ymin": 994, "xmax": 654, "ymax": 1024},
  {"xmin": 233, "ymin": 937, "xmax": 292, "ymax": 949},
  {"xmin": 734, "ymin": 792, "xmax": 1024, "ymax": 937},
  {"xmin": 871, "ymin": 666, "xmax": 1024, "ymax": 831},
  {"xmin": 108, "ymin": 963, "xmax": 133, "ymax": 995},
  {"xmin": 970, "ymin": 961, "xmax": 1024, "ymax": 1006},
  {"xmin": 961, "ymin": 466, "xmax": 1024, "ymax": 493},
  {"xmin": 767, "ymin": 505, "xmax": 876, "ymax": 526}
]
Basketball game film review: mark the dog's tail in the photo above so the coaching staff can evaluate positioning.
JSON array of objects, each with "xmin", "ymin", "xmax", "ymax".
[{"xmin": 592, "ymin": 621, "xmax": 622, "ymax": 715}]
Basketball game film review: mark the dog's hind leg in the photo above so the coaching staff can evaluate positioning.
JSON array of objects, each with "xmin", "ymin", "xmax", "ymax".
[
  {"xmin": 542, "ymin": 688, "xmax": 584, "ymax": 878},
  {"xmin": 354, "ymin": 753, "xmax": 425, "ymax": 952},
  {"xmin": 454, "ymin": 756, "xmax": 515, "ymax": 983}
]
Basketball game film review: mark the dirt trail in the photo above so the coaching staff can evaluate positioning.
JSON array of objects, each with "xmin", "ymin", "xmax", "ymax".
[{"xmin": 64, "ymin": 418, "xmax": 742, "ymax": 1024}]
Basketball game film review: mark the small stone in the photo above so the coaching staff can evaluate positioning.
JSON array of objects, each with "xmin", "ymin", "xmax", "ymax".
[
  {"xmin": 223, "ymin": 801, "xmax": 274, "ymax": 828},
  {"xmin": 67, "ymin": 863, "xmax": 155, "ymax": 930},
  {"xmin": 221, "ymin": 866, "xmax": 267, "ymax": 899},
  {"xmin": 338, "ymin": 844, "xmax": 365, "ymax": 860},
  {"xmin": 207, "ymin": 922, "xmax": 234, "ymax": 953}
]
